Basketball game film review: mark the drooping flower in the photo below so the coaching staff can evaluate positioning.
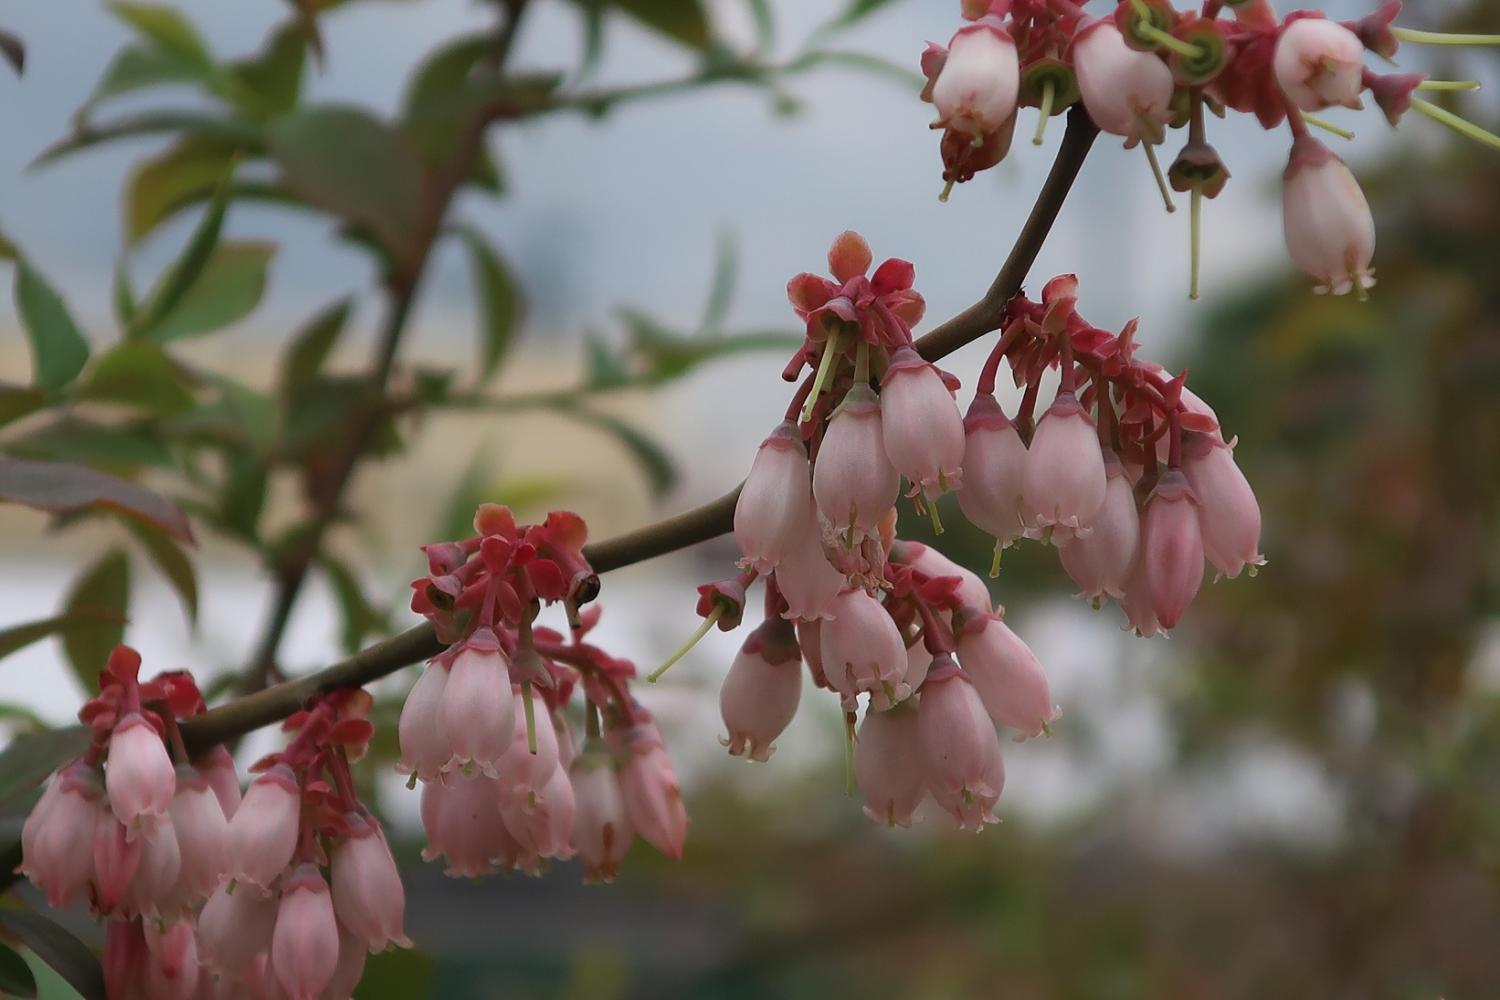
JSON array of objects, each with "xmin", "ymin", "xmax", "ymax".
[
  {"xmin": 570, "ymin": 746, "xmax": 632, "ymax": 883},
  {"xmin": 330, "ymin": 812, "xmax": 412, "ymax": 953},
  {"xmin": 1022, "ymin": 392, "xmax": 1107, "ymax": 542},
  {"xmin": 880, "ymin": 346, "xmax": 965, "ymax": 500},
  {"xmin": 1282, "ymin": 134, "xmax": 1375, "ymax": 296},
  {"xmin": 931, "ymin": 17, "xmax": 1021, "ymax": 138},
  {"xmin": 167, "ymin": 765, "xmax": 229, "ymax": 906},
  {"xmin": 1058, "ymin": 451, "xmax": 1139, "ymax": 601},
  {"xmin": 916, "ymin": 657, "xmax": 1005, "ymax": 831},
  {"xmin": 396, "ymin": 662, "xmax": 450, "ymax": 784},
  {"xmin": 819, "ymin": 588, "xmax": 911, "ymax": 709},
  {"xmin": 1182, "ymin": 433, "xmax": 1264, "ymax": 579},
  {"xmin": 773, "ymin": 513, "xmax": 847, "ymax": 621},
  {"xmin": 225, "ymin": 763, "xmax": 301, "ymax": 893},
  {"xmin": 957, "ymin": 393, "xmax": 1029, "ymax": 550},
  {"xmin": 271, "ymin": 863, "xmax": 341, "ymax": 1000},
  {"xmin": 614, "ymin": 723, "xmax": 688, "ymax": 861},
  {"xmin": 734, "ymin": 421, "xmax": 816, "ymax": 574},
  {"xmin": 719, "ymin": 616, "xmax": 803, "ymax": 762},
  {"xmin": 854, "ymin": 703, "xmax": 927, "ymax": 828},
  {"xmin": 955, "ymin": 613, "xmax": 1058, "ymax": 739},
  {"xmin": 105, "ymin": 712, "xmax": 176, "ymax": 835},
  {"xmin": 1273, "ymin": 16, "xmax": 1365, "ymax": 112},
  {"xmin": 1073, "ymin": 21, "xmax": 1175, "ymax": 146},
  {"xmin": 813, "ymin": 384, "xmax": 901, "ymax": 544},
  {"xmin": 420, "ymin": 775, "xmax": 513, "ymax": 878},
  {"xmin": 19, "ymin": 762, "xmax": 103, "ymax": 909},
  {"xmin": 439, "ymin": 628, "xmax": 516, "ymax": 778},
  {"xmin": 1141, "ymin": 470, "xmax": 1205, "ymax": 630},
  {"xmin": 199, "ymin": 882, "xmax": 278, "ymax": 978}
]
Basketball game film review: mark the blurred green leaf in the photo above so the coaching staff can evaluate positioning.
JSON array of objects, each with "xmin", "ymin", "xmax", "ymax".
[
  {"xmin": 220, "ymin": 449, "xmax": 267, "ymax": 542},
  {"xmin": 108, "ymin": 1, "xmax": 214, "ymax": 70},
  {"xmin": 319, "ymin": 552, "xmax": 387, "ymax": 654},
  {"xmin": 0, "ymin": 386, "xmax": 45, "ymax": 429},
  {"xmin": 0, "ymin": 703, "xmax": 49, "ymax": 731},
  {"xmin": 8, "ymin": 419, "xmax": 174, "ymax": 469},
  {"xmin": 0, "ymin": 727, "xmax": 87, "ymax": 803},
  {"xmin": 0, "ymin": 942, "xmax": 37, "ymax": 998},
  {"xmin": 435, "ymin": 452, "xmax": 492, "ymax": 542},
  {"xmin": 34, "ymin": 113, "xmax": 261, "ymax": 169},
  {"xmin": 282, "ymin": 298, "xmax": 352, "ymax": 392},
  {"xmin": 745, "ymin": 0, "xmax": 775, "ymax": 53},
  {"xmin": 267, "ymin": 106, "xmax": 425, "ymax": 265},
  {"xmin": 0, "ymin": 30, "xmax": 25, "ymax": 76},
  {"xmin": 60, "ymin": 550, "xmax": 130, "ymax": 690},
  {"xmin": 81, "ymin": 342, "xmax": 196, "ymax": 416},
  {"xmin": 13, "ymin": 260, "xmax": 90, "ymax": 392},
  {"xmin": 0, "ymin": 613, "xmax": 125, "ymax": 662},
  {"xmin": 453, "ymin": 225, "xmax": 522, "ymax": 377},
  {"xmin": 125, "ymin": 137, "xmax": 238, "ymax": 246},
  {"xmin": 402, "ymin": 34, "xmax": 489, "ymax": 122},
  {"xmin": 555, "ymin": 405, "xmax": 675, "ymax": 495},
  {"xmin": 611, "ymin": 0, "xmax": 713, "ymax": 50},
  {"xmin": 142, "ymin": 241, "xmax": 273, "ymax": 343},
  {"xmin": 79, "ymin": 46, "xmax": 212, "ymax": 118},
  {"xmin": 0, "ymin": 911, "xmax": 104, "ymax": 1000},
  {"xmin": 228, "ymin": 22, "xmax": 306, "ymax": 119},
  {"xmin": 123, "ymin": 518, "xmax": 198, "ymax": 625},
  {"xmin": 113, "ymin": 262, "xmax": 136, "ymax": 329},
  {"xmin": 128, "ymin": 173, "xmax": 232, "ymax": 340},
  {"xmin": 585, "ymin": 334, "xmax": 631, "ymax": 390},
  {"xmin": 697, "ymin": 231, "xmax": 737, "ymax": 337},
  {"xmin": 811, "ymin": 0, "xmax": 904, "ymax": 38},
  {"xmin": 788, "ymin": 49, "xmax": 924, "ymax": 91},
  {"xmin": 0, "ymin": 456, "xmax": 193, "ymax": 542}
]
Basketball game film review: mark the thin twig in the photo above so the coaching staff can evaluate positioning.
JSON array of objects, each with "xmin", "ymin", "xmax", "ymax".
[{"xmin": 181, "ymin": 109, "xmax": 1100, "ymax": 751}]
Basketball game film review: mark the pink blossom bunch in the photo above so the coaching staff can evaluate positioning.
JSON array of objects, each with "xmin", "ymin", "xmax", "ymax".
[
  {"xmin": 919, "ymin": 1, "xmax": 1486, "ymax": 299},
  {"xmin": 403, "ymin": 504, "xmax": 689, "ymax": 883}
]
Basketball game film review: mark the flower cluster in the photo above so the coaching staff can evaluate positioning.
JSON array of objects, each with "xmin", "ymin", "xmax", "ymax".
[
  {"xmin": 401, "ymin": 504, "xmax": 687, "ymax": 882},
  {"xmin": 921, "ymin": 0, "xmax": 1496, "ymax": 299},
  {"xmin": 684, "ymin": 234, "xmax": 1261, "ymax": 827}
]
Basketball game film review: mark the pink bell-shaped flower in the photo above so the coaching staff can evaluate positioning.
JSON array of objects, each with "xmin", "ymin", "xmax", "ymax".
[
  {"xmin": 734, "ymin": 421, "xmax": 816, "ymax": 574},
  {"xmin": 420, "ymin": 774, "xmax": 512, "ymax": 878},
  {"xmin": 495, "ymin": 694, "xmax": 561, "ymax": 811},
  {"xmin": 1058, "ymin": 452, "xmax": 1140, "ymax": 602},
  {"xmin": 143, "ymin": 920, "xmax": 199, "ymax": 1000},
  {"xmin": 167, "ymin": 766, "xmax": 229, "ymax": 906},
  {"xmin": 194, "ymin": 745, "xmax": 241, "ymax": 819},
  {"xmin": 1073, "ymin": 21, "xmax": 1175, "ymax": 146},
  {"xmin": 1183, "ymin": 433, "xmax": 1264, "ymax": 579},
  {"xmin": 499, "ymin": 764, "xmax": 577, "ymax": 872},
  {"xmin": 20, "ymin": 762, "xmax": 103, "ymax": 909},
  {"xmin": 91, "ymin": 812, "xmax": 140, "ymax": 915},
  {"xmin": 396, "ymin": 661, "xmax": 450, "ymax": 783},
  {"xmin": 1119, "ymin": 555, "xmax": 1165, "ymax": 638},
  {"xmin": 1273, "ymin": 17, "xmax": 1366, "ymax": 112},
  {"xmin": 881, "ymin": 346, "xmax": 965, "ymax": 500},
  {"xmin": 957, "ymin": 393, "xmax": 1029, "ymax": 549},
  {"xmin": 327, "ymin": 923, "xmax": 368, "ymax": 1000},
  {"xmin": 719, "ymin": 616, "xmax": 803, "ymax": 762},
  {"xmin": 225, "ymin": 763, "xmax": 300, "ymax": 893},
  {"xmin": 903, "ymin": 639, "xmax": 933, "ymax": 696},
  {"xmin": 199, "ymin": 882, "xmax": 278, "ymax": 977},
  {"xmin": 955, "ymin": 613, "xmax": 1058, "ymax": 739},
  {"xmin": 1141, "ymin": 470, "xmax": 1205, "ymax": 630},
  {"xmin": 106, "ymin": 712, "xmax": 176, "ymax": 835},
  {"xmin": 773, "ymin": 513, "xmax": 847, "ymax": 621},
  {"xmin": 570, "ymin": 746, "xmax": 633, "ymax": 883},
  {"xmin": 1022, "ymin": 392, "xmax": 1107, "ymax": 543},
  {"xmin": 615, "ymin": 723, "xmax": 688, "ymax": 861},
  {"xmin": 916, "ymin": 656, "xmax": 1005, "ymax": 831},
  {"xmin": 121, "ymin": 817, "xmax": 181, "ymax": 919},
  {"xmin": 931, "ymin": 17, "xmax": 1020, "ymax": 138},
  {"xmin": 1282, "ymin": 134, "xmax": 1375, "ymax": 296},
  {"xmin": 331, "ymin": 812, "xmax": 412, "ymax": 953},
  {"xmin": 854, "ymin": 703, "xmax": 926, "ymax": 828},
  {"xmin": 813, "ymin": 384, "xmax": 900, "ymax": 544},
  {"xmin": 819, "ymin": 588, "xmax": 910, "ymax": 709},
  {"xmin": 271, "ymin": 863, "xmax": 340, "ymax": 1000},
  {"xmin": 440, "ymin": 628, "xmax": 516, "ymax": 778}
]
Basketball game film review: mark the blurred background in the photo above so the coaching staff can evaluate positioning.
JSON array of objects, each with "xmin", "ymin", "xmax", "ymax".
[{"xmin": 2, "ymin": 0, "xmax": 1499, "ymax": 997}]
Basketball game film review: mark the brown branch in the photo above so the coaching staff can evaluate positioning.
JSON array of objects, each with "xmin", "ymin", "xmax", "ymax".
[{"xmin": 180, "ymin": 108, "xmax": 1099, "ymax": 753}]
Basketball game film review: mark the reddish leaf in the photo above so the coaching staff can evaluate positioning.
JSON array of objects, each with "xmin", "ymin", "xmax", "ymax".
[{"xmin": 0, "ymin": 456, "xmax": 193, "ymax": 543}]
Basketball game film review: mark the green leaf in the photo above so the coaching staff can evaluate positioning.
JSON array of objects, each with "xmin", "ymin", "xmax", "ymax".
[
  {"xmin": 0, "ymin": 613, "xmax": 125, "ymax": 662},
  {"xmin": 0, "ymin": 456, "xmax": 194, "ymax": 542},
  {"xmin": 0, "ymin": 386, "xmax": 45, "ymax": 429},
  {"xmin": 281, "ymin": 298, "xmax": 352, "ymax": 392},
  {"xmin": 789, "ymin": 49, "xmax": 925, "ymax": 91},
  {"xmin": 0, "ymin": 702, "xmax": 49, "ymax": 731},
  {"xmin": 402, "ymin": 34, "xmax": 490, "ymax": 122},
  {"xmin": 0, "ymin": 727, "xmax": 89, "ymax": 803},
  {"xmin": 33, "ymin": 113, "xmax": 261, "ymax": 169},
  {"xmin": 266, "ymin": 106, "xmax": 425, "ymax": 265},
  {"xmin": 220, "ymin": 449, "xmax": 266, "ymax": 542},
  {"xmin": 60, "ymin": 550, "xmax": 130, "ymax": 689},
  {"xmin": 0, "ymin": 942, "xmax": 37, "ymax": 998},
  {"xmin": 809, "ymin": 0, "xmax": 903, "ymax": 41},
  {"xmin": 584, "ymin": 335, "xmax": 630, "ymax": 390},
  {"xmin": 112, "ymin": 261, "xmax": 136, "ymax": 329},
  {"xmin": 128, "ymin": 174, "xmax": 232, "ymax": 340},
  {"xmin": 453, "ymin": 226, "xmax": 522, "ymax": 377},
  {"xmin": 745, "ymin": 0, "xmax": 775, "ymax": 53},
  {"xmin": 108, "ymin": 2, "xmax": 214, "ymax": 72},
  {"xmin": 697, "ymin": 231, "xmax": 737, "ymax": 337},
  {"xmin": 141, "ymin": 241, "xmax": 274, "ymax": 343},
  {"xmin": 0, "ymin": 30, "xmax": 25, "ymax": 76},
  {"xmin": 125, "ymin": 137, "xmax": 239, "ymax": 246},
  {"xmin": 227, "ymin": 23, "xmax": 306, "ymax": 119},
  {"xmin": 610, "ymin": 0, "xmax": 712, "ymax": 50},
  {"xmin": 555, "ymin": 405, "xmax": 676, "ymax": 496},
  {"xmin": 319, "ymin": 553, "xmax": 387, "ymax": 654},
  {"xmin": 13, "ymin": 261, "xmax": 90, "ymax": 392},
  {"xmin": 0, "ymin": 910, "xmax": 105, "ymax": 1000},
  {"xmin": 8, "ymin": 419, "xmax": 174, "ymax": 469},
  {"xmin": 123, "ymin": 519, "xmax": 197, "ymax": 625},
  {"xmin": 80, "ymin": 342, "xmax": 196, "ymax": 416},
  {"xmin": 78, "ymin": 45, "xmax": 213, "ymax": 119}
]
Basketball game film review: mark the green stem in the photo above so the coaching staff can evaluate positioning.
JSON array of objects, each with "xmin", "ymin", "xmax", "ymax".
[
  {"xmin": 1411, "ymin": 97, "xmax": 1500, "ymax": 152},
  {"xmin": 1142, "ymin": 142, "xmax": 1176, "ymax": 213},
  {"xmin": 1136, "ymin": 21, "xmax": 1204, "ymax": 60},
  {"xmin": 648, "ymin": 603, "xmax": 725, "ymax": 682},
  {"xmin": 1418, "ymin": 80, "xmax": 1482, "ymax": 92},
  {"xmin": 1189, "ymin": 186, "xmax": 1202, "ymax": 301},
  {"xmin": 521, "ymin": 681, "xmax": 538, "ymax": 754},
  {"xmin": 1301, "ymin": 113, "xmax": 1355, "ymax": 141},
  {"xmin": 801, "ymin": 329, "xmax": 844, "ymax": 423},
  {"xmin": 843, "ymin": 711, "xmax": 857, "ymax": 797},
  {"xmin": 1392, "ymin": 27, "xmax": 1500, "ymax": 46},
  {"xmin": 1033, "ymin": 79, "xmax": 1056, "ymax": 146}
]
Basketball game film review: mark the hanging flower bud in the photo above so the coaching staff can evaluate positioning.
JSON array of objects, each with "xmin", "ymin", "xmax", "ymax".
[
  {"xmin": 570, "ymin": 747, "xmax": 633, "ymax": 883},
  {"xmin": 440, "ymin": 629, "xmax": 516, "ymax": 778},
  {"xmin": 773, "ymin": 513, "xmax": 847, "ymax": 621},
  {"xmin": 1282, "ymin": 135, "xmax": 1375, "ymax": 296},
  {"xmin": 327, "ymin": 924, "xmax": 368, "ymax": 1000},
  {"xmin": 19, "ymin": 763, "xmax": 103, "ymax": 909},
  {"xmin": 854, "ymin": 703, "xmax": 926, "ymax": 828},
  {"xmin": 931, "ymin": 17, "xmax": 1020, "ymax": 138},
  {"xmin": 500, "ymin": 765, "xmax": 577, "ymax": 872},
  {"xmin": 719, "ymin": 616, "xmax": 803, "ymax": 762},
  {"xmin": 819, "ymin": 588, "xmax": 911, "ymax": 709},
  {"xmin": 495, "ymin": 694, "xmax": 561, "ymax": 810},
  {"xmin": 199, "ymin": 882, "xmax": 278, "ymax": 977},
  {"xmin": 91, "ymin": 813, "xmax": 140, "ymax": 915},
  {"xmin": 272, "ymin": 864, "xmax": 340, "ymax": 1000},
  {"xmin": 1058, "ymin": 453, "xmax": 1140, "ymax": 601},
  {"xmin": 168, "ymin": 766, "xmax": 229, "ymax": 906},
  {"xmin": 734, "ymin": 421, "xmax": 816, "ymax": 574},
  {"xmin": 1141, "ymin": 470, "xmax": 1205, "ymax": 629},
  {"xmin": 554, "ymin": 714, "xmax": 578, "ymax": 774},
  {"xmin": 1073, "ymin": 21, "xmax": 1175, "ymax": 145},
  {"xmin": 813, "ymin": 384, "xmax": 901, "ymax": 544},
  {"xmin": 880, "ymin": 347, "xmax": 965, "ymax": 499},
  {"xmin": 957, "ymin": 393, "xmax": 1029, "ymax": 549},
  {"xmin": 1183, "ymin": 434, "xmax": 1264, "ymax": 579},
  {"xmin": 420, "ymin": 774, "xmax": 513, "ymax": 878},
  {"xmin": 1022, "ymin": 392, "xmax": 1107, "ymax": 543},
  {"xmin": 194, "ymin": 745, "xmax": 241, "ymax": 819},
  {"xmin": 1273, "ymin": 17, "xmax": 1365, "ymax": 112},
  {"xmin": 106, "ymin": 712, "xmax": 176, "ymax": 835},
  {"xmin": 103, "ymin": 920, "xmax": 147, "ymax": 1000},
  {"xmin": 916, "ymin": 657, "xmax": 1005, "ymax": 831},
  {"xmin": 226, "ymin": 763, "xmax": 301, "ymax": 893},
  {"xmin": 143, "ymin": 921, "xmax": 199, "ymax": 1000},
  {"xmin": 396, "ymin": 662, "xmax": 450, "ymax": 784},
  {"xmin": 122, "ymin": 818, "xmax": 181, "ymax": 919},
  {"xmin": 1119, "ymin": 556, "xmax": 1164, "ymax": 638},
  {"xmin": 955, "ymin": 614, "xmax": 1058, "ymax": 739},
  {"xmin": 331, "ymin": 812, "xmax": 412, "ymax": 953},
  {"xmin": 615, "ymin": 724, "xmax": 688, "ymax": 861}
]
